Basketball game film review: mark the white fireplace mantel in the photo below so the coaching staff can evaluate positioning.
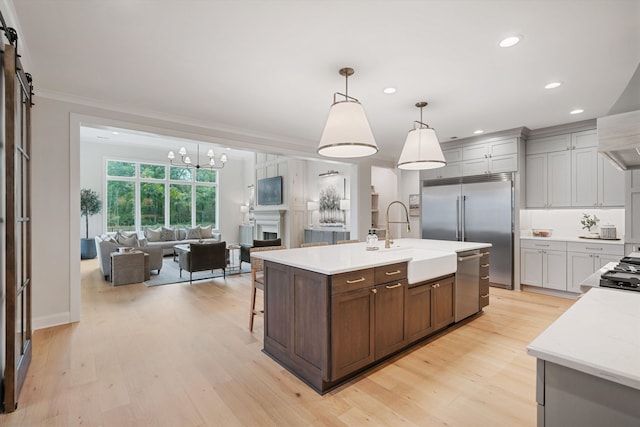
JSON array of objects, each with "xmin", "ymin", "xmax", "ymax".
[{"xmin": 253, "ymin": 209, "xmax": 287, "ymax": 241}]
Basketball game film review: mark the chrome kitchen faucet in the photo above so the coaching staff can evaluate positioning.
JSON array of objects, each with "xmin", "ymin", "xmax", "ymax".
[{"xmin": 385, "ymin": 200, "xmax": 411, "ymax": 248}]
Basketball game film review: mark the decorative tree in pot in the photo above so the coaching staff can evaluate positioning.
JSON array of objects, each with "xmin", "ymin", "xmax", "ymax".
[{"xmin": 81, "ymin": 188, "xmax": 102, "ymax": 259}]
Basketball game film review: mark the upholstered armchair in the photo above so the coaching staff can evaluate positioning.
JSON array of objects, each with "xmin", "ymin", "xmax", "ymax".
[
  {"xmin": 240, "ymin": 238, "xmax": 282, "ymax": 269},
  {"xmin": 178, "ymin": 241, "xmax": 227, "ymax": 284}
]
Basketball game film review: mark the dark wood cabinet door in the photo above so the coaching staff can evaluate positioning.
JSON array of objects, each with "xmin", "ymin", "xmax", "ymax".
[
  {"xmin": 331, "ymin": 287, "xmax": 375, "ymax": 381},
  {"xmin": 432, "ymin": 277, "xmax": 455, "ymax": 331},
  {"xmin": 264, "ymin": 261, "xmax": 292, "ymax": 354},
  {"xmin": 405, "ymin": 282, "xmax": 434, "ymax": 343},
  {"xmin": 374, "ymin": 280, "xmax": 407, "ymax": 359}
]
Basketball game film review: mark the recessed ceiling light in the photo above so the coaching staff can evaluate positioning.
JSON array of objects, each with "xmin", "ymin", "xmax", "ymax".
[
  {"xmin": 544, "ymin": 82, "xmax": 562, "ymax": 89},
  {"xmin": 499, "ymin": 35, "xmax": 522, "ymax": 48},
  {"xmin": 383, "ymin": 87, "xmax": 396, "ymax": 94},
  {"xmin": 473, "ymin": 130, "xmax": 484, "ymax": 134},
  {"xmin": 112, "ymin": 131, "xmax": 119, "ymax": 135},
  {"xmin": 570, "ymin": 109, "xmax": 584, "ymax": 115}
]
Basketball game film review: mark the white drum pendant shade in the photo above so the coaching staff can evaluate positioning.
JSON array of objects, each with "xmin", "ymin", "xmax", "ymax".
[
  {"xmin": 397, "ymin": 127, "xmax": 446, "ymax": 170},
  {"xmin": 318, "ymin": 101, "xmax": 378, "ymax": 158}
]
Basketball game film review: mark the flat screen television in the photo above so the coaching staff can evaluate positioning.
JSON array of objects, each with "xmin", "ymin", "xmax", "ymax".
[{"xmin": 257, "ymin": 176, "xmax": 283, "ymax": 206}]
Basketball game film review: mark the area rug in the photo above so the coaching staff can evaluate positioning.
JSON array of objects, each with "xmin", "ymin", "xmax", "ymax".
[{"xmin": 144, "ymin": 257, "xmax": 250, "ymax": 286}]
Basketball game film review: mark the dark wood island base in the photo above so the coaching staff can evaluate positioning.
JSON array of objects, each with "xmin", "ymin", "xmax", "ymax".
[{"xmin": 262, "ymin": 259, "xmax": 465, "ymax": 394}]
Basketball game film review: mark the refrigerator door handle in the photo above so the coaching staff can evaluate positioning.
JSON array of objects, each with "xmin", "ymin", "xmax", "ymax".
[
  {"xmin": 455, "ymin": 196, "xmax": 460, "ymax": 240},
  {"xmin": 461, "ymin": 195, "xmax": 466, "ymax": 241}
]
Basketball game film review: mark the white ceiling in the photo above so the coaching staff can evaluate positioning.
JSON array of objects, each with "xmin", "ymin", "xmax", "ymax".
[{"xmin": 10, "ymin": 0, "xmax": 640, "ymax": 162}]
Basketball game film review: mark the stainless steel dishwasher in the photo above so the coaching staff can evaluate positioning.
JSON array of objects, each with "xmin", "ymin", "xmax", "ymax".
[{"xmin": 455, "ymin": 249, "xmax": 481, "ymax": 322}]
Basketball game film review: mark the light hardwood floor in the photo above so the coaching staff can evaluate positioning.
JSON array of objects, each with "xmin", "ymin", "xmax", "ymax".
[{"xmin": 0, "ymin": 259, "xmax": 574, "ymax": 426}]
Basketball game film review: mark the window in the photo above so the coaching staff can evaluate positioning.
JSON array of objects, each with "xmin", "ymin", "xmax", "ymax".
[{"xmin": 105, "ymin": 159, "xmax": 219, "ymax": 232}]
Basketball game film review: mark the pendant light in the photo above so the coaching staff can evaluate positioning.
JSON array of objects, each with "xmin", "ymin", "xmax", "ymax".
[
  {"xmin": 318, "ymin": 67, "xmax": 378, "ymax": 158},
  {"xmin": 397, "ymin": 102, "xmax": 446, "ymax": 170}
]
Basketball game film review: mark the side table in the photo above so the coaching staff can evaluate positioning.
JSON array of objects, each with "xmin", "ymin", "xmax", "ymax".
[
  {"xmin": 227, "ymin": 244, "xmax": 241, "ymax": 272},
  {"xmin": 111, "ymin": 251, "xmax": 149, "ymax": 286}
]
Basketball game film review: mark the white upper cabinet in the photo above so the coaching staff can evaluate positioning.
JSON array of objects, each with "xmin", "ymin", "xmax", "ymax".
[
  {"xmin": 525, "ymin": 129, "xmax": 624, "ymax": 208},
  {"xmin": 525, "ymin": 150, "xmax": 570, "ymax": 208},
  {"xmin": 461, "ymin": 138, "xmax": 518, "ymax": 176},
  {"xmin": 422, "ymin": 136, "xmax": 519, "ymax": 180}
]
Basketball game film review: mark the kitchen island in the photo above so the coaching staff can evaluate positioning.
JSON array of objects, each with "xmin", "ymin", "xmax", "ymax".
[
  {"xmin": 527, "ymin": 287, "xmax": 640, "ymax": 426},
  {"xmin": 252, "ymin": 238, "xmax": 491, "ymax": 393}
]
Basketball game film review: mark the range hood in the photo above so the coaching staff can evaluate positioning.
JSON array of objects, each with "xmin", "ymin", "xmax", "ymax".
[{"xmin": 598, "ymin": 110, "xmax": 640, "ymax": 171}]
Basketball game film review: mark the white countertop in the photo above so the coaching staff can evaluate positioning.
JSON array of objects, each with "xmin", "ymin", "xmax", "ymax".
[
  {"xmin": 520, "ymin": 235, "xmax": 624, "ymax": 245},
  {"xmin": 252, "ymin": 238, "xmax": 491, "ymax": 281},
  {"xmin": 527, "ymin": 287, "xmax": 640, "ymax": 391}
]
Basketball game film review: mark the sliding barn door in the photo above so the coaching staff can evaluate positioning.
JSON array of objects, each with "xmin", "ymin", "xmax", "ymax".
[{"xmin": 3, "ymin": 43, "xmax": 33, "ymax": 412}]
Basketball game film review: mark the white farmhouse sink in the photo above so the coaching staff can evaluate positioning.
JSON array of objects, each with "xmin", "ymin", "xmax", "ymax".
[
  {"xmin": 375, "ymin": 246, "xmax": 457, "ymax": 284},
  {"xmin": 406, "ymin": 249, "xmax": 457, "ymax": 284}
]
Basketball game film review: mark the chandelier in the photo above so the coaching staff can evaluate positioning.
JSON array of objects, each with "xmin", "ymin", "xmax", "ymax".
[{"xmin": 167, "ymin": 144, "xmax": 227, "ymax": 169}]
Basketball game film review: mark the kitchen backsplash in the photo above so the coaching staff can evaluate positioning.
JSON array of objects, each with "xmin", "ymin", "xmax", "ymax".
[{"xmin": 520, "ymin": 209, "xmax": 625, "ymax": 239}]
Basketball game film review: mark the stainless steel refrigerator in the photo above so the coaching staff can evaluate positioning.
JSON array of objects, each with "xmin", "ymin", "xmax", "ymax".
[{"xmin": 421, "ymin": 173, "xmax": 514, "ymax": 289}]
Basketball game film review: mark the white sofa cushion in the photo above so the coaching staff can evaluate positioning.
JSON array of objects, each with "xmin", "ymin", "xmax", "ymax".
[
  {"xmin": 144, "ymin": 226, "xmax": 162, "ymax": 242},
  {"xmin": 200, "ymin": 224, "xmax": 213, "ymax": 238},
  {"xmin": 186, "ymin": 226, "xmax": 202, "ymax": 239},
  {"xmin": 161, "ymin": 227, "xmax": 176, "ymax": 241}
]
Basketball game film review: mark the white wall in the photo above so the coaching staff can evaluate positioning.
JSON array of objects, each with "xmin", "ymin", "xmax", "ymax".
[
  {"xmin": 520, "ymin": 208, "xmax": 625, "ymax": 239},
  {"xmin": 372, "ymin": 165, "xmax": 398, "ymax": 236},
  {"xmin": 398, "ymin": 169, "xmax": 421, "ymax": 238}
]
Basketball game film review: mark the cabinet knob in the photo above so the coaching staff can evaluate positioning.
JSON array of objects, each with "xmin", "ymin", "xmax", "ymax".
[
  {"xmin": 432, "ymin": 283, "xmax": 440, "ymax": 289},
  {"xmin": 371, "ymin": 288, "xmax": 377, "ymax": 294}
]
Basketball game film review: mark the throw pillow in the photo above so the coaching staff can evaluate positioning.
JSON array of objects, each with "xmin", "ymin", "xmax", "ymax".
[
  {"xmin": 186, "ymin": 226, "xmax": 202, "ymax": 239},
  {"xmin": 116, "ymin": 231, "xmax": 138, "ymax": 246},
  {"xmin": 103, "ymin": 235, "xmax": 117, "ymax": 244},
  {"xmin": 161, "ymin": 227, "xmax": 176, "ymax": 241},
  {"xmin": 176, "ymin": 228, "xmax": 187, "ymax": 240},
  {"xmin": 199, "ymin": 224, "xmax": 213, "ymax": 238},
  {"xmin": 144, "ymin": 227, "xmax": 162, "ymax": 242}
]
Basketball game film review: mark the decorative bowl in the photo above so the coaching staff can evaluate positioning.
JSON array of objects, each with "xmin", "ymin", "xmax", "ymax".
[{"xmin": 532, "ymin": 229, "xmax": 552, "ymax": 238}]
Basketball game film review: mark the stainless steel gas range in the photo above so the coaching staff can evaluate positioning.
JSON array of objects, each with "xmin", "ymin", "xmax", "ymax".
[{"xmin": 600, "ymin": 255, "xmax": 640, "ymax": 292}]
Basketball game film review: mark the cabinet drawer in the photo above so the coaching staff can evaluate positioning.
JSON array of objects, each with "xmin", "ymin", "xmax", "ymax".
[
  {"xmin": 374, "ymin": 262, "xmax": 407, "ymax": 284},
  {"xmin": 566, "ymin": 241, "xmax": 624, "ymax": 256},
  {"xmin": 521, "ymin": 239, "xmax": 567, "ymax": 251},
  {"xmin": 332, "ymin": 268, "xmax": 375, "ymax": 294},
  {"xmin": 479, "ymin": 281, "xmax": 490, "ymax": 308}
]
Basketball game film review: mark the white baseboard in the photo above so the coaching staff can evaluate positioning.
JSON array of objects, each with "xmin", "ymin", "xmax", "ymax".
[
  {"xmin": 521, "ymin": 284, "xmax": 580, "ymax": 300},
  {"xmin": 33, "ymin": 312, "xmax": 75, "ymax": 330}
]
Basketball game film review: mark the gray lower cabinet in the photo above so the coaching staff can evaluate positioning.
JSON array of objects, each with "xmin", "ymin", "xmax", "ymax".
[
  {"xmin": 536, "ymin": 360, "xmax": 640, "ymax": 427},
  {"xmin": 304, "ymin": 229, "xmax": 350, "ymax": 244}
]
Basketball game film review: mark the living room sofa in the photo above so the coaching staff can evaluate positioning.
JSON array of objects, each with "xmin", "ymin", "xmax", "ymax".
[
  {"xmin": 95, "ymin": 234, "xmax": 164, "ymax": 281},
  {"xmin": 141, "ymin": 225, "xmax": 222, "ymax": 256}
]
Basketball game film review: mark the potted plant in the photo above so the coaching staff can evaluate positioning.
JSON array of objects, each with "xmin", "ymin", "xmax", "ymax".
[
  {"xmin": 81, "ymin": 188, "xmax": 102, "ymax": 259},
  {"xmin": 581, "ymin": 213, "xmax": 600, "ymax": 237}
]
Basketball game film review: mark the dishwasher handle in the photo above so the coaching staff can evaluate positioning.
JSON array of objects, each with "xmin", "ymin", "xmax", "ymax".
[{"xmin": 457, "ymin": 253, "xmax": 483, "ymax": 262}]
